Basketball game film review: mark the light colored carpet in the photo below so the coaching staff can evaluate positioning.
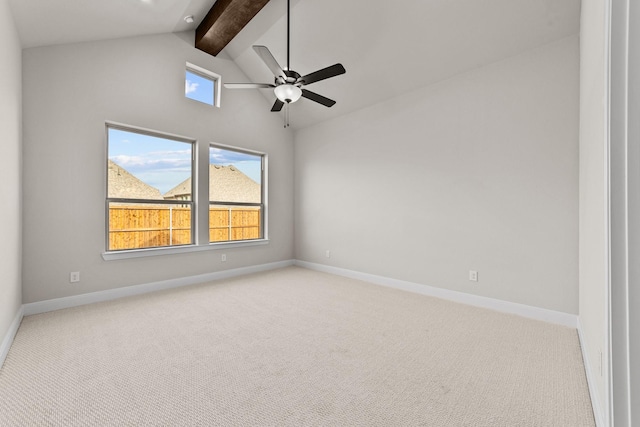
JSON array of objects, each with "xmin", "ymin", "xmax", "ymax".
[{"xmin": 0, "ymin": 267, "xmax": 594, "ymax": 426}]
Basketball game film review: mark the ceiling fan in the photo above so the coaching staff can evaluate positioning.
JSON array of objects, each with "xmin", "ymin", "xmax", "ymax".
[{"xmin": 224, "ymin": 0, "xmax": 346, "ymax": 127}]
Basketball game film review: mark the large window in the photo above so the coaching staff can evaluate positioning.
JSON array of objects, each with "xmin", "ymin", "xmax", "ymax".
[
  {"xmin": 106, "ymin": 125, "xmax": 194, "ymax": 251},
  {"xmin": 209, "ymin": 145, "xmax": 264, "ymax": 243},
  {"xmin": 105, "ymin": 124, "xmax": 267, "ymax": 257}
]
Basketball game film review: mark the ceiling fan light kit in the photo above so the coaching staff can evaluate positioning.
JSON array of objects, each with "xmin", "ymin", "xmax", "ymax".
[
  {"xmin": 224, "ymin": 0, "xmax": 346, "ymax": 127},
  {"xmin": 274, "ymin": 84, "xmax": 302, "ymax": 104}
]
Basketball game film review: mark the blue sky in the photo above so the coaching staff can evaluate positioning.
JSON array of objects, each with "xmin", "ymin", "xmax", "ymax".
[
  {"xmin": 185, "ymin": 71, "xmax": 214, "ymax": 105},
  {"xmin": 109, "ymin": 128, "xmax": 261, "ymax": 195}
]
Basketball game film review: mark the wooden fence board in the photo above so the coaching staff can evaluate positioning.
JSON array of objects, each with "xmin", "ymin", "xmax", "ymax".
[{"xmin": 109, "ymin": 206, "xmax": 260, "ymax": 250}]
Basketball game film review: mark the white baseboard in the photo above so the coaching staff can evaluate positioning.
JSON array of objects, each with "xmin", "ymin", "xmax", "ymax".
[
  {"xmin": 0, "ymin": 306, "xmax": 24, "ymax": 369},
  {"xmin": 294, "ymin": 260, "xmax": 577, "ymax": 328},
  {"xmin": 23, "ymin": 260, "xmax": 295, "ymax": 316},
  {"xmin": 577, "ymin": 318, "xmax": 606, "ymax": 427}
]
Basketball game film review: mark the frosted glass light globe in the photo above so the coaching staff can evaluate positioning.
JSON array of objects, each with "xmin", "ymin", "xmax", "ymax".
[{"xmin": 274, "ymin": 84, "xmax": 302, "ymax": 103}]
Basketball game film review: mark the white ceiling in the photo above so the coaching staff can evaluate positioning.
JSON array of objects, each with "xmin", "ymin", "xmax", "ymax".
[
  {"xmin": 9, "ymin": 0, "xmax": 580, "ymax": 130},
  {"xmin": 8, "ymin": 0, "xmax": 210, "ymax": 48}
]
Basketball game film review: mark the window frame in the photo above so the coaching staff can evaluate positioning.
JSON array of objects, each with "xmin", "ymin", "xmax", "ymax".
[
  {"xmin": 105, "ymin": 123, "xmax": 196, "ymax": 253},
  {"xmin": 208, "ymin": 143, "xmax": 267, "ymax": 245},
  {"xmin": 185, "ymin": 62, "xmax": 221, "ymax": 108},
  {"xmin": 102, "ymin": 122, "xmax": 269, "ymax": 261}
]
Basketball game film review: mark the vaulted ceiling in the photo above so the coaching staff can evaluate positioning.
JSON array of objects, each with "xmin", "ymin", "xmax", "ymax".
[{"xmin": 8, "ymin": 0, "xmax": 580, "ymax": 130}]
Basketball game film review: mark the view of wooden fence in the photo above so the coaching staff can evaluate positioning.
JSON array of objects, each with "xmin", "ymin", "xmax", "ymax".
[
  {"xmin": 209, "ymin": 207, "xmax": 261, "ymax": 243},
  {"xmin": 108, "ymin": 206, "xmax": 261, "ymax": 250}
]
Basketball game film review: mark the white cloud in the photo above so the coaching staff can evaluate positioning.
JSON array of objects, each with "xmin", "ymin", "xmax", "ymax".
[
  {"xmin": 149, "ymin": 149, "xmax": 192, "ymax": 156},
  {"xmin": 110, "ymin": 155, "xmax": 190, "ymax": 171},
  {"xmin": 210, "ymin": 147, "xmax": 258, "ymax": 164},
  {"xmin": 110, "ymin": 155, "xmax": 145, "ymax": 167},
  {"xmin": 185, "ymin": 80, "xmax": 199, "ymax": 95}
]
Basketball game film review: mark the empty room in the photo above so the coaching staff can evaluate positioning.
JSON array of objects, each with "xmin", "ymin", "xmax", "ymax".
[{"xmin": 0, "ymin": 0, "xmax": 637, "ymax": 425}]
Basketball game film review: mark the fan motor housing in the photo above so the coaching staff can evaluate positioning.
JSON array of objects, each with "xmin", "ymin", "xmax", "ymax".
[{"xmin": 280, "ymin": 69, "xmax": 301, "ymax": 84}]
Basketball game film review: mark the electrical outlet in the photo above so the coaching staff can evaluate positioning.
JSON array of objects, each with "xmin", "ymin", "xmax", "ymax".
[
  {"xmin": 70, "ymin": 272, "xmax": 80, "ymax": 283},
  {"xmin": 221, "ymin": 254, "xmax": 226, "ymax": 262},
  {"xmin": 325, "ymin": 250, "xmax": 331, "ymax": 258},
  {"xmin": 469, "ymin": 270, "xmax": 478, "ymax": 282}
]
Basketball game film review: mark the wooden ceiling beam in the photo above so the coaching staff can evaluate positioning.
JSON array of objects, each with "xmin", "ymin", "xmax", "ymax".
[{"xmin": 196, "ymin": 0, "xmax": 271, "ymax": 57}]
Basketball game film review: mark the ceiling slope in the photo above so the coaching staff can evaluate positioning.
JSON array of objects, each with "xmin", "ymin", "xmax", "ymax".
[
  {"xmin": 9, "ymin": 0, "xmax": 580, "ymax": 130},
  {"xmin": 9, "ymin": 0, "xmax": 216, "ymax": 48},
  {"xmin": 224, "ymin": 0, "xmax": 581, "ymax": 129}
]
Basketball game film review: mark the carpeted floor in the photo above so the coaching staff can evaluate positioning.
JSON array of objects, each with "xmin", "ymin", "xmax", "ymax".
[{"xmin": 0, "ymin": 267, "xmax": 594, "ymax": 426}]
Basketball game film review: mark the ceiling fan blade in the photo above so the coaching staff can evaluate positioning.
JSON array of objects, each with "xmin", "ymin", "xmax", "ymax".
[
  {"xmin": 271, "ymin": 99, "xmax": 285, "ymax": 112},
  {"xmin": 224, "ymin": 83, "xmax": 275, "ymax": 89},
  {"xmin": 301, "ymin": 89, "xmax": 336, "ymax": 107},
  {"xmin": 253, "ymin": 45, "xmax": 287, "ymax": 81},
  {"xmin": 298, "ymin": 64, "xmax": 346, "ymax": 86}
]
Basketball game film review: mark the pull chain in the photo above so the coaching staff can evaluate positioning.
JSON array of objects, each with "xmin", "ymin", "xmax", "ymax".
[{"xmin": 283, "ymin": 103, "xmax": 290, "ymax": 128}]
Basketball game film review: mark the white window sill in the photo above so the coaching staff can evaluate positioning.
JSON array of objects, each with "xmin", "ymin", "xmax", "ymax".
[{"xmin": 101, "ymin": 239, "xmax": 269, "ymax": 261}]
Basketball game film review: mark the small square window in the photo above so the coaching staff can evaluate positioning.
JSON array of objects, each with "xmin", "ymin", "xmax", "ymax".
[{"xmin": 185, "ymin": 63, "xmax": 220, "ymax": 107}]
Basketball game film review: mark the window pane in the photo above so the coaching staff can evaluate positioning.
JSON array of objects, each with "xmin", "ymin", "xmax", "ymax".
[
  {"xmin": 108, "ymin": 128, "xmax": 192, "ymax": 199},
  {"xmin": 107, "ymin": 127, "xmax": 193, "ymax": 252},
  {"xmin": 209, "ymin": 145, "xmax": 263, "ymax": 243},
  {"xmin": 209, "ymin": 147, "xmax": 262, "ymax": 203},
  {"xmin": 108, "ymin": 202, "xmax": 192, "ymax": 251},
  {"xmin": 209, "ymin": 205, "xmax": 261, "ymax": 242},
  {"xmin": 185, "ymin": 70, "xmax": 214, "ymax": 105}
]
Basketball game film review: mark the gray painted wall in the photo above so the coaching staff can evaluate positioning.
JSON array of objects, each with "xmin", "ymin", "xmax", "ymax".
[
  {"xmin": 0, "ymin": 0, "xmax": 22, "ymax": 343},
  {"xmin": 21, "ymin": 32, "xmax": 294, "ymax": 303},
  {"xmin": 579, "ymin": 0, "xmax": 611, "ymax": 423},
  {"xmin": 294, "ymin": 36, "xmax": 579, "ymax": 314}
]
